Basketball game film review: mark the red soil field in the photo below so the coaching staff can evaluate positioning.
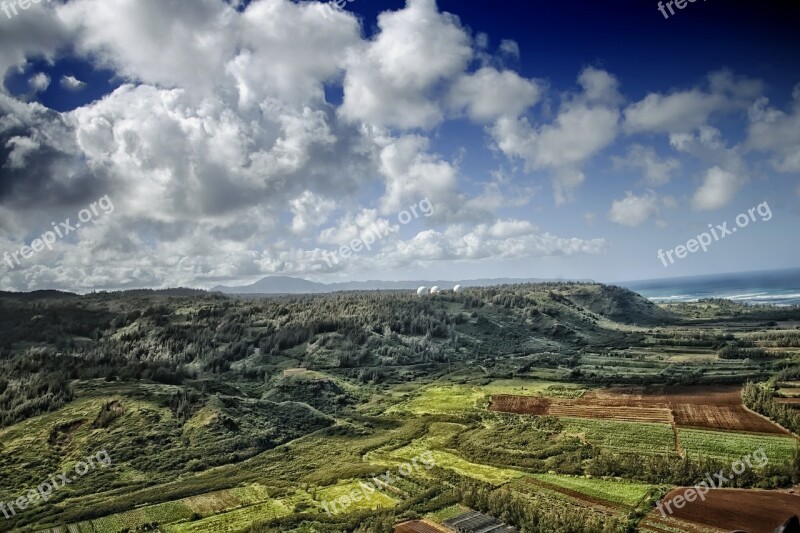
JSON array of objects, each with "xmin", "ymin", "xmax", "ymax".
[
  {"xmin": 489, "ymin": 385, "xmax": 789, "ymax": 434},
  {"xmin": 489, "ymin": 395, "xmax": 550, "ymax": 415},
  {"xmin": 548, "ymin": 404, "xmax": 671, "ymax": 424},
  {"xmin": 671, "ymin": 404, "xmax": 786, "ymax": 433},
  {"xmin": 646, "ymin": 488, "xmax": 800, "ymax": 533}
]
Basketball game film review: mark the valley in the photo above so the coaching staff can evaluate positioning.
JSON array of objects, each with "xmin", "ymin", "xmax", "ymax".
[{"xmin": 0, "ymin": 283, "xmax": 799, "ymax": 532}]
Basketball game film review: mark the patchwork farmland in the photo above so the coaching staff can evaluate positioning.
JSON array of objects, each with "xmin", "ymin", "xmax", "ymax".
[
  {"xmin": 641, "ymin": 489, "xmax": 800, "ymax": 533},
  {"xmin": 490, "ymin": 385, "xmax": 790, "ymax": 435}
]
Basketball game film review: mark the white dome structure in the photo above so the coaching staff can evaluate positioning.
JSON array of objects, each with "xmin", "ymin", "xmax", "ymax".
[
  {"xmin": 453, "ymin": 284, "xmax": 464, "ymax": 294},
  {"xmin": 416, "ymin": 286, "xmax": 429, "ymax": 297},
  {"xmin": 430, "ymin": 286, "xmax": 441, "ymax": 294}
]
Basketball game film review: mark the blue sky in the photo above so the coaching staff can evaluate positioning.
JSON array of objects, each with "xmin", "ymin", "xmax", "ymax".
[{"xmin": 0, "ymin": 0, "xmax": 798, "ymax": 291}]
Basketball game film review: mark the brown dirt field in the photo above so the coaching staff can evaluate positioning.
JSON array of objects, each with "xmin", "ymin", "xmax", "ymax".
[
  {"xmin": 490, "ymin": 385, "xmax": 789, "ymax": 434},
  {"xmin": 548, "ymin": 404, "xmax": 671, "ymax": 424},
  {"xmin": 489, "ymin": 395, "xmax": 550, "ymax": 415},
  {"xmin": 581, "ymin": 385, "xmax": 742, "ymax": 407},
  {"xmin": 672, "ymin": 404, "xmax": 787, "ymax": 434},
  {"xmin": 655, "ymin": 488, "xmax": 800, "ymax": 533}
]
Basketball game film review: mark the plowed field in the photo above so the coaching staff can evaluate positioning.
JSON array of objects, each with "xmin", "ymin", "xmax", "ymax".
[
  {"xmin": 644, "ymin": 488, "xmax": 800, "ymax": 533},
  {"xmin": 489, "ymin": 385, "xmax": 788, "ymax": 434}
]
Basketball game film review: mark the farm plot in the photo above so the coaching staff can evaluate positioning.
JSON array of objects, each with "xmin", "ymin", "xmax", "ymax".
[
  {"xmin": 162, "ymin": 498, "xmax": 292, "ymax": 533},
  {"xmin": 489, "ymin": 394, "xmax": 550, "ymax": 415},
  {"xmin": 678, "ymin": 428, "xmax": 797, "ymax": 463},
  {"xmin": 645, "ymin": 489, "xmax": 800, "ymax": 533},
  {"xmin": 672, "ymin": 404, "xmax": 787, "ymax": 434},
  {"xmin": 490, "ymin": 385, "xmax": 788, "ymax": 434},
  {"xmin": 549, "ymin": 404, "xmax": 672, "ymax": 424},
  {"xmin": 529, "ymin": 474, "xmax": 654, "ymax": 508},
  {"xmin": 76, "ymin": 500, "xmax": 195, "ymax": 532},
  {"xmin": 73, "ymin": 484, "xmax": 274, "ymax": 532},
  {"xmin": 509, "ymin": 477, "xmax": 624, "ymax": 516},
  {"xmin": 561, "ymin": 418, "xmax": 677, "ymax": 455},
  {"xmin": 393, "ymin": 381, "xmax": 585, "ymax": 416},
  {"xmin": 316, "ymin": 480, "xmax": 398, "ymax": 512}
]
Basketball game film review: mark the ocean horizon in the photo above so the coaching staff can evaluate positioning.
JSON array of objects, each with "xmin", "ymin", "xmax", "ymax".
[{"xmin": 619, "ymin": 267, "xmax": 800, "ymax": 306}]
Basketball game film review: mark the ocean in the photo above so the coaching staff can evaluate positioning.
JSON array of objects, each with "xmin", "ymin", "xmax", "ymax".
[{"xmin": 619, "ymin": 268, "xmax": 800, "ymax": 306}]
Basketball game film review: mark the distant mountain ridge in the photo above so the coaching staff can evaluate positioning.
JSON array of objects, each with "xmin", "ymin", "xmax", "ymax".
[{"xmin": 211, "ymin": 276, "xmax": 595, "ymax": 295}]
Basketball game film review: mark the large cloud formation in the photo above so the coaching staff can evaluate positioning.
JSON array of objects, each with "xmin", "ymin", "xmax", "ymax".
[
  {"xmin": 0, "ymin": 0, "xmax": 793, "ymax": 290},
  {"xmin": 0, "ymin": 0, "xmax": 609, "ymax": 290}
]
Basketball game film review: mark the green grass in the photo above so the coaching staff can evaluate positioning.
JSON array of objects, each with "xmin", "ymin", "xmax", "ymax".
[
  {"xmin": 387, "ymin": 385, "xmax": 487, "ymax": 415},
  {"xmin": 163, "ymin": 498, "xmax": 292, "ymax": 533},
  {"xmin": 183, "ymin": 484, "xmax": 272, "ymax": 515},
  {"xmin": 679, "ymin": 428, "xmax": 798, "ymax": 462},
  {"xmin": 531, "ymin": 474, "xmax": 655, "ymax": 507},
  {"xmin": 76, "ymin": 484, "xmax": 274, "ymax": 532},
  {"xmin": 425, "ymin": 504, "xmax": 467, "ymax": 522},
  {"xmin": 383, "ymin": 441, "xmax": 526, "ymax": 485},
  {"xmin": 560, "ymin": 417, "xmax": 677, "ymax": 455},
  {"xmin": 80, "ymin": 500, "xmax": 195, "ymax": 532},
  {"xmin": 315, "ymin": 480, "xmax": 397, "ymax": 513},
  {"xmin": 387, "ymin": 380, "xmax": 586, "ymax": 415}
]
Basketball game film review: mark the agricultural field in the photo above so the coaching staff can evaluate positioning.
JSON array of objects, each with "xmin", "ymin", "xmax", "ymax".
[
  {"xmin": 528, "ymin": 474, "xmax": 655, "ymax": 508},
  {"xmin": 315, "ymin": 480, "xmax": 398, "ymax": 512},
  {"xmin": 677, "ymin": 428, "xmax": 798, "ymax": 463},
  {"xmin": 1, "ymin": 286, "xmax": 798, "ymax": 532},
  {"xmin": 643, "ymin": 489, "xmax": 800, "ymax": 533},
  {"xmin": 73, "ymin": 484, "xmax": 278, "ymax": 532},
  {"xmin": 490, "ymin": 384, "xmax": 789, "ymax": 434},
  {"xmin": 162, "ymin": 498, "xmax": 292, "ymax": 533},
  {"xmin": 559, "ymin": 417, "xmax": 678, "ymax": 455},
  {"xmin": 388, "ymin": 380, "xmax": 585, "ymax": 416}
]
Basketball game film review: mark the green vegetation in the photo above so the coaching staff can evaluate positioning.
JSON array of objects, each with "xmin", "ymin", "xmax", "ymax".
[
  {"xmin": 679, "ymin": 427, "xmax": 797, "ymax": 463},
  {"xmin": 530, "ymin": 473, "xmax": 655, "ymax": 507},
  {"xmin": 560, "ymin": 418, "xmax": 677, "ymax": 455},
  {"xmin": 0, "ymin": 285, "xmax": 798, "ymax": 532}
]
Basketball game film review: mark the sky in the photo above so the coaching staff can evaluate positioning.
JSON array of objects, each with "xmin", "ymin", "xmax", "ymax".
[{"xmin": 0, "ymin": 0, "xmax": 798, "ymax": 291}]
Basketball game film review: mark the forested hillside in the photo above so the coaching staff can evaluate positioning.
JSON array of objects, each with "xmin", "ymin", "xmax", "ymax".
[{"xmin": 1, "ymin": 284, "xmax": 799, "ymax": 532}]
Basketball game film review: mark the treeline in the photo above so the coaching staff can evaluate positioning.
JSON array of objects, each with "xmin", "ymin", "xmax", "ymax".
[
  {"xmin": 586, "ymin": 448, "xmax": 800, "ymax": 488},
  {"xmin": 743, "ymin": 381, "xmax": 800, "ymax": 435},
  {"xmin": 749, "ymin": 331, "xmax": 800, "ymax": 347},
  {"xmin": 453, "ymin": 476, "xmax": 624, "ymax": 532},
  {"xmin": 718, "ymin": 345, "xmax": 771, "ymax": 359},
  {"xmin": 0, "ymin": 350, "xmax": 73, "ymax": 427}
]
